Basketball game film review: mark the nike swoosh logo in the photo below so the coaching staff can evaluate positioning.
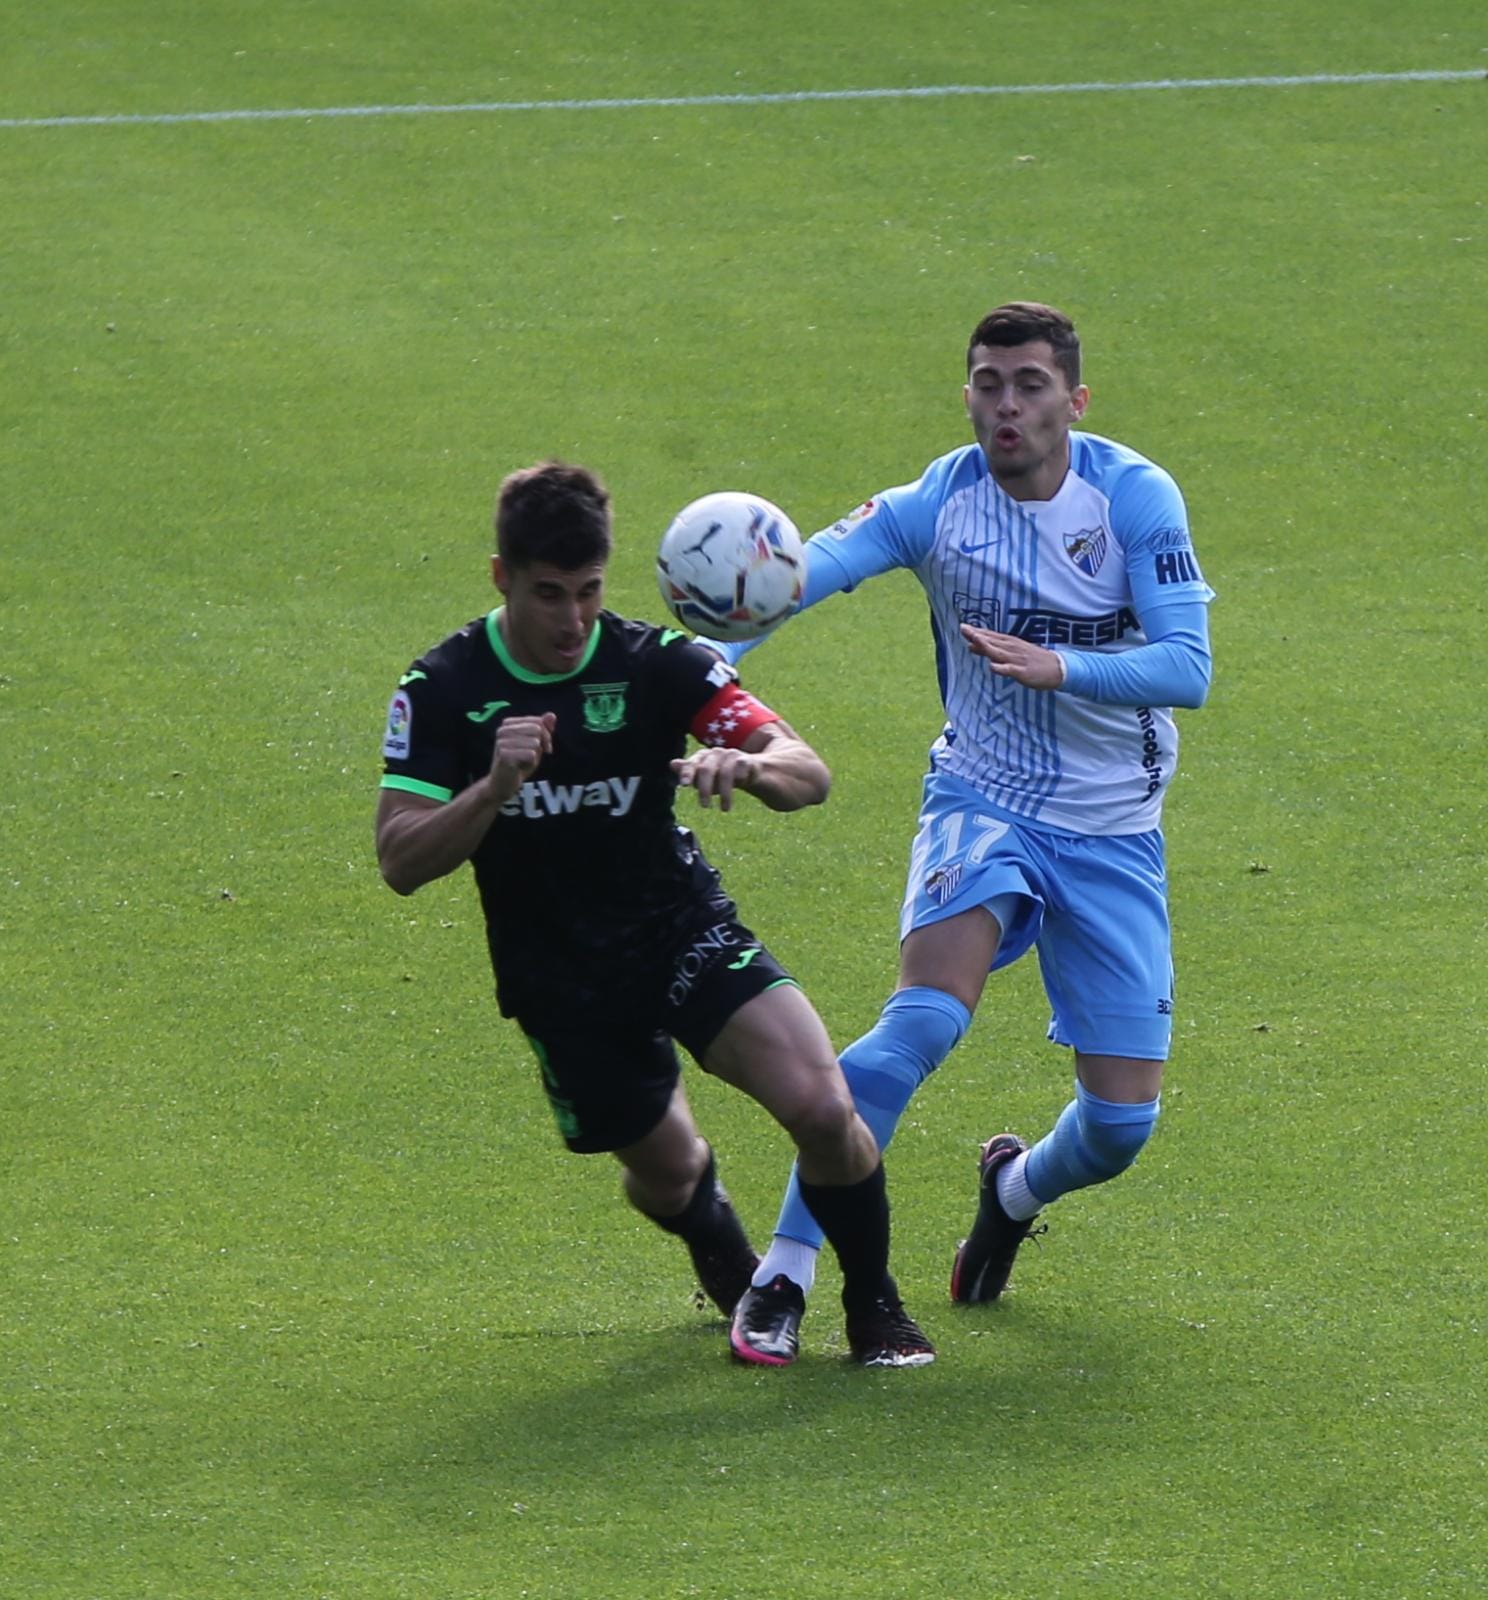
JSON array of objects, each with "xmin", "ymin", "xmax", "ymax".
[
  {"xmin": 466, "ymin": 700, "xmax": 512, "ymax": 723},
  {"xmin": 399, "ymin": 670, "xmax": 428, "ymax": 686},
  {"xmin": 958, "ymin": 534, "xmax": 1007, "ymax": 555},
  {"xmin": 727, "ymin": 948, "xmax": 761, "ymax": 970}
]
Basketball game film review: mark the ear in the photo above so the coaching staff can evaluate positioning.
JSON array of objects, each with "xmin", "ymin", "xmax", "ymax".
[
  {"xmin": 1070, "ymin": 384, "xmax": 1091, "ymax": 422},
  {"xmin": 491, "ymin": 554, "xmax": 509, "ymax": 596}
]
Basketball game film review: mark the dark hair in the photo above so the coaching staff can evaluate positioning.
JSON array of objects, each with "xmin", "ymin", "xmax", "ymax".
[
  {"xmin": 494, "ymin": 461, "xmax": 613, "ymax": 570},
  {"xmin": 967, "ymin": 302, "xmax": 1081, "ymax": 388}
]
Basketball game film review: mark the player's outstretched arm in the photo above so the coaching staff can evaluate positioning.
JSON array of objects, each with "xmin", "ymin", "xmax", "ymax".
[
  {"xmin": 376, "ymin": 712, "xmax": 555, "ymax": 894},
  {"xmin": 711, "ymin": 510, "xmax": 910, "ymax": 666},
  {"xmin": 671, "ymin": 719, "xmax": 830, "ymax": 814}
]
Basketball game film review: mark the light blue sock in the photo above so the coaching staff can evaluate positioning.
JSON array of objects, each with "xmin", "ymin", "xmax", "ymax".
[
  {"xmin": 1024, "ymin": 1080, "xmax": 1161, "ymax": 1205},
  {"xmin": 769, "ymin": 986, "xmax": 972, "ymax": 1250}
]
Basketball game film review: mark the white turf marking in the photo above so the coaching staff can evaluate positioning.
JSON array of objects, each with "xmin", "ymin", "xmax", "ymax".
[{"xmin": 0, "ymin": 69, "xmax": 1481, "ymax": 131}]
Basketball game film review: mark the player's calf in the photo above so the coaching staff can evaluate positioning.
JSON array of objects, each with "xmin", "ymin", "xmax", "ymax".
[{"xmin": 641, "ymin": 1145, "xmax": 758, "ymax": 1317}]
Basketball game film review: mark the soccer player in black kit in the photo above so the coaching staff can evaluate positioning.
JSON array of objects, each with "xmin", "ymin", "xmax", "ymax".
[{"xmin": 374, "ymin": 461, "xmax": 933, "ymax": 1367}]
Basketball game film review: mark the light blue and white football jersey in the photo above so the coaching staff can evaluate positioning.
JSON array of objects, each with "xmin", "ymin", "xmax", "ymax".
[{"xmin": 794, "ymin": 432, "xmax": 1215, "ymax": 836}]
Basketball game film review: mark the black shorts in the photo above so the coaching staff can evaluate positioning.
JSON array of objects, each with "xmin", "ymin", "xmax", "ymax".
[{"xmin": 517, "ymin": 912, "xmax": 794, "ymax": 1154}]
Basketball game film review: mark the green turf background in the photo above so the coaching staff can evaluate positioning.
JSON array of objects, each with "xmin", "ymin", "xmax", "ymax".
[{"xmin": 4, "ymin": 4, "xmax": 1485, "ymax": 1596}]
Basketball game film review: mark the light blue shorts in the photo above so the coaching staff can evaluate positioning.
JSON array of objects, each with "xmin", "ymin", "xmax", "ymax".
[{"xmin": 900, "ymin": 769, "xmax": 1174, "ymax": 1060}]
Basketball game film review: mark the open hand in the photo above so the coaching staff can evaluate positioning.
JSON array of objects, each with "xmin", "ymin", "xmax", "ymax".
[
  {"xmin": 671, "ymin": 746, "xmax": 757, "ymax": 811},
  {"xmin": 960, "ymin": 624, "xmax": 1066, "ymax": 690}
]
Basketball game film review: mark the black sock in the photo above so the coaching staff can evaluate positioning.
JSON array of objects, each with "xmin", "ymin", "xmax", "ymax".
[
  {"xmin": 640, "ymin": 1146, "xmax": 756, "ymax": 1314},
  {"xmin": 797, "ymin": 1162, "xmax": 896, "ymax": 1312},
  {"xmin": 643, "ymin": 1147, "xmax": 752, "ymax": 1252}
]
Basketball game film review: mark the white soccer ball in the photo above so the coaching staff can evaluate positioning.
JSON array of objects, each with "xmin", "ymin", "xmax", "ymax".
[{"xmin": 656, "ymin": 491, "xmax": 805, "ymax": 642}]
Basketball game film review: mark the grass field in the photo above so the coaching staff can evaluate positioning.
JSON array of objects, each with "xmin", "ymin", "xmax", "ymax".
[{"xmin": 4, "ymin": 4, "xmax": 1486, "ymax": 1597}]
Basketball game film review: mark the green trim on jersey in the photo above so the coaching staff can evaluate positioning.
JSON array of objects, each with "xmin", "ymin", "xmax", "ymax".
[
  {"xmin": 484, "ymin": 607, "xmax": 603, "ymax": 683},
  {"xmin": 380, "ymin": 774, "xmax": 453, "ymax": 802}
]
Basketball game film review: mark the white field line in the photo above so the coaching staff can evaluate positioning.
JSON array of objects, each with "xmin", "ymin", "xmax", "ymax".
[{"xmin": 0, "ymin": 69, "xmax": 1481, "ymax": 131}]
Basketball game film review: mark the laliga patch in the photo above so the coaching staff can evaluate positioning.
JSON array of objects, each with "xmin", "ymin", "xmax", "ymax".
[
  {"xmin": 1064, "ymin": 525, "xmax": 1108, "ymax": 577},
  {"xmin": 826, "ymin": 498, "xmax": 876, "ymax": 539},
  {"xmin": 383, "ymin": 690, "xmax": 412, "ymax": 760}
]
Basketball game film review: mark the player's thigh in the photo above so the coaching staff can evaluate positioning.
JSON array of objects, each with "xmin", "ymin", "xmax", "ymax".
[
  {"xmin": 1075, "ymin": 1053, "xmax": 1165, "ymax": 1103},
  {"xmin": 898, "ymin": 905, "xmax": 1004, "ymax": 1011},
  {"xmin": 667, "ymin": 917, "xmax": 811, "ymax": 1098},
  {"xmin": 1037, "ymin": 832, "xmax": 1174, "ymax": 1062},
  {"xmin": 897, "ymin": 772, "xmax": 1046, "ymax": 1007},
  {"xmin": 519, "ymin": 1020, "xmax": 681, "ymax": 1154},
  {"xmin": 700, "ymin": 982, "xmax": 851, "ymax": 1130}
]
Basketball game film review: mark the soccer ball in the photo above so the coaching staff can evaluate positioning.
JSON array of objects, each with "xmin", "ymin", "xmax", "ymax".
[{"xmin": 656, "ymin": 491, "xmax": 805, "ymax": 642}]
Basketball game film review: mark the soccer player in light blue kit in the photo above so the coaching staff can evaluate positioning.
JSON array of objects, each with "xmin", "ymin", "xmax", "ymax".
[{"xmin": 725, "ymin": 303, "xmax": 1215, "ymax": 1366}]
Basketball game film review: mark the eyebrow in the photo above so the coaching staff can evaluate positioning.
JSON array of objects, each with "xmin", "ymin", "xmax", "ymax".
[
  {"xmin": 969, "ymin": 361, "xmax": 1051, "ymax": 380},
  {"xmin": 535, "ymin": 578, "xmax": 601, "ymax": 594}
]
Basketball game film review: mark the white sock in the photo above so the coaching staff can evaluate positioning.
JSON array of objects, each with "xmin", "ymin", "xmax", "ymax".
[
  {"xmin": 752, "ymin": 1236, "xmax": 819, "ymax": 1294},
  {"xmin": 995, "ymin": 1152, "xmax": 1044, "ymax": 1221}
]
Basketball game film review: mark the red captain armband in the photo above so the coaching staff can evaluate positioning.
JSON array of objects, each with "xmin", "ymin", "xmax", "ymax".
[{"xmin": 690, "ymin": 682, "xmax": 780, "ymax": 749}]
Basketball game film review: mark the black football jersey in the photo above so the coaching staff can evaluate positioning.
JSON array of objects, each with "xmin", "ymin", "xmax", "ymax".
[{"xmin": 380, "ymin": 609, "xmax": 774, "ymax": 1022}]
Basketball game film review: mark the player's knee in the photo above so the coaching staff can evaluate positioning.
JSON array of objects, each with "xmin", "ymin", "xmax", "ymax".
[
  {"xmin": 847, "ymin": 985, "xmax": 971, "ymax": 1087},
  {"xmin": 829, "ymin": 986, "xmax": 971, "ymax": 1152},
  {"xmin": 780, "ymin": 1068, "xmax": 859, "ymax": 1157},
  {"xmin": 1076, "ymin": 1085, "xmax": 1160, "ymax": 1178}
]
